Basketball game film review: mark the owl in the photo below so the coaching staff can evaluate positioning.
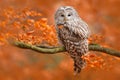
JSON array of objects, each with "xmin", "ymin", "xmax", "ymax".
[{"xmin": 54, "ymin": 6, "xmax": 90, "ymax": 74}]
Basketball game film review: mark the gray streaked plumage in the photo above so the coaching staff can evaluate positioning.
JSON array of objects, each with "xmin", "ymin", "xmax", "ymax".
[{"xmin": 54, "ymin": 6, "xmax": 90, "ymax": 74}]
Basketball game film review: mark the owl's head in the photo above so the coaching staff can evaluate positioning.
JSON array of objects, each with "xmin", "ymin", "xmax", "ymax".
[{"xmin": 54, "ymin": 6, "xmax": 79, "ymax": 25}]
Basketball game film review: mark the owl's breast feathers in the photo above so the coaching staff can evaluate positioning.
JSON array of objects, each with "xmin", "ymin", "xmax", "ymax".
[
  {"xmin": 57, "ymin": 25, "xmax": 88, "ymax": 54},
  {"xmin": 57, "ymin": 24, "xmax": 89, "ymax": 74}
]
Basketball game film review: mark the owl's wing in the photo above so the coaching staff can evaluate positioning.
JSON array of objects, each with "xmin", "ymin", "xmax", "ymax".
[{"xmin": 73, "ymin": 20, "xmax": 90, "ymax": 39}]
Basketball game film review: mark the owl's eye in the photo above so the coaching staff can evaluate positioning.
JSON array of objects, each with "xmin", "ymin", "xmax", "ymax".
[
  {"xmin": 61, "ymin": 14, "xmax": 64, "ymax": 17},
  {"xmin": 68, "ymin": 14, "xmax": 72, "ymax": 17}
]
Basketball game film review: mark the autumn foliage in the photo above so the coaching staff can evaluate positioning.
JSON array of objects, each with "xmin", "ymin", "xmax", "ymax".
[{"xmin": 0, "ymin": 0, "xmax": 120, "ymax": 80}]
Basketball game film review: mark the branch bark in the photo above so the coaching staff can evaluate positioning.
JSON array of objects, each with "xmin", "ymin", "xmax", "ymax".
[{"xmin": 14, "ymin": 41, "xmax": 120, "ymax": 57}]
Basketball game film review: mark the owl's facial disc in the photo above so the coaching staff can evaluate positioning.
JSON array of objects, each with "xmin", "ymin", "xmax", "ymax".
[
  {"xmin": 55, "ymin": 6, "xmax": 79, "ymax": 26},
  {"xmin": 60, "ymin": 14, "xmax": 70, "ymax": 22},
  {"xmin": 59, "ymin": 11, "xmax": 73, "ymax": 23}
]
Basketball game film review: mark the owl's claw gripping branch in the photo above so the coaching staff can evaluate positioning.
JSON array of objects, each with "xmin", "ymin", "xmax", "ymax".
[{"xmin": 14, "ymin": 41, "xmax": 120, "ymax": 57}]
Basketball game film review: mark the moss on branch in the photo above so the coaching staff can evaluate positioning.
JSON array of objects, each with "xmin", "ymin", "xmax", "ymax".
[{"xmin": 14, "ymin": 41, "xmax": 120, "ymax": 57}]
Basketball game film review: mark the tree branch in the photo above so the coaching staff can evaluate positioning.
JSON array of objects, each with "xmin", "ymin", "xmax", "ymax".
[{"xmin": 14, "ymin": 41, "xmax": 120, "ymax": 57}]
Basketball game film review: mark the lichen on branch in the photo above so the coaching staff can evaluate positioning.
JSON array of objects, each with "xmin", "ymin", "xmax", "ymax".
[{"xmin": 13, "ymin": 41, "xmax": 120, "ymax": 57}]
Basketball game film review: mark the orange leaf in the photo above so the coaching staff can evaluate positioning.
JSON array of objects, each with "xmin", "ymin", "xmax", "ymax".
[
  {"xmin": 26, "ymin": 30, "xmax": 35, "ymax": 35},
  {"xmin": 58, "ymin": 25, "xmax": 64, "ymax": 29}
]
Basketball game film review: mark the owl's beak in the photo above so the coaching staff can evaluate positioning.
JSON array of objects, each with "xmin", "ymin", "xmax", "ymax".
[{"xmin": 64, "ymin": 17, "xmax": 68, "ymax": 22}]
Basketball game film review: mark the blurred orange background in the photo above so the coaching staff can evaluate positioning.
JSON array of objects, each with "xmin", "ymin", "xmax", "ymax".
[{"xmin": 0, "ymin": 0, "xmax": 120, "ymax": 80}]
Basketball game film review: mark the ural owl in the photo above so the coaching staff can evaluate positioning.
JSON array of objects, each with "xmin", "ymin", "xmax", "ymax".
[{"xmin": 54, "ymin": 6, "xmax": 90, "ymax": 74}]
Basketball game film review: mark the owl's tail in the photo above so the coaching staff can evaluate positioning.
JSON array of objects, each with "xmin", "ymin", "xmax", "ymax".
[{"xmin": 73, "ymin": 56, "xmax": 86, "ymax": 75}]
